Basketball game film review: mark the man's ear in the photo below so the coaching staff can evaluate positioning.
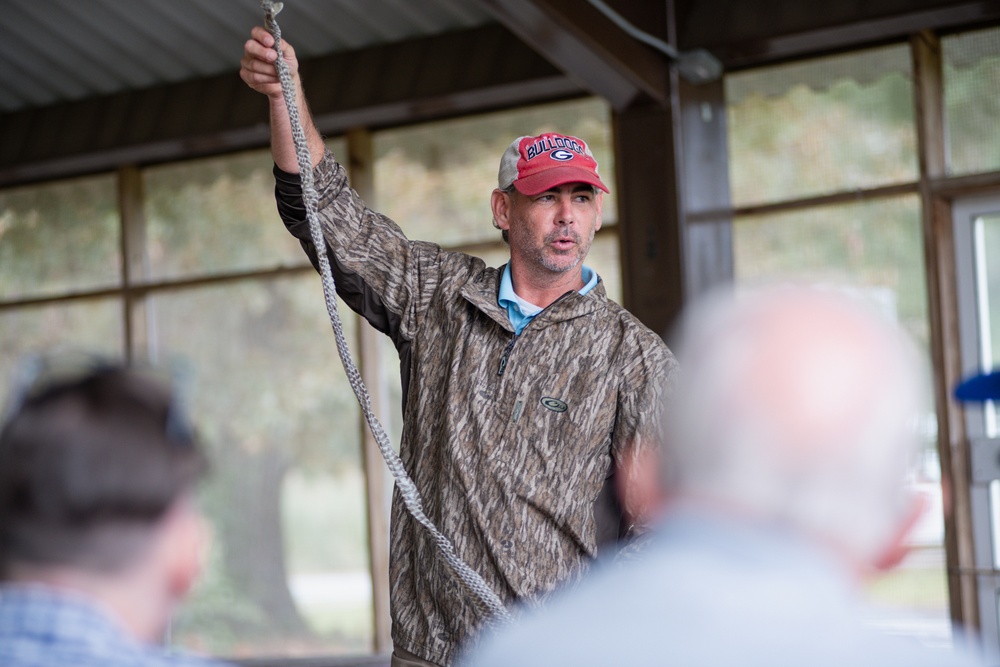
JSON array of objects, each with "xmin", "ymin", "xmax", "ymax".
[
  {"xmin": 491, "ymin": 188, "xmax": 512, "ymax": 232},
  {"xmin": 161, "ymin": 500, "xmax": 208, "ymax": 601},
  {"xmin": 872, "ymin": 490, "xmax": 929, "ymax": 572},
  {"xmin": 594, "ymin": 191, "xmax": 604, "ymax": 232}
]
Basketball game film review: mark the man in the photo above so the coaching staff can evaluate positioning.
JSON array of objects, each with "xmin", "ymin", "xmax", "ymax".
[
  {"xmin": 464, "ymin": 285, "xmax": 986, "ymax": 667},
  {"xmin": 0, "ymin": 358, "xmax": 220, "ymax": 667},
  {"xmin": 241, "ymin": 27, "xmax": 675, "ymax": 666}
]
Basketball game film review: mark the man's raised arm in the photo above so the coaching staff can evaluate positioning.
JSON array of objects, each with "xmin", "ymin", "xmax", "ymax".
[{"xmin": 240, "ymin": 26, "xmax": 325, "ymax": 173}]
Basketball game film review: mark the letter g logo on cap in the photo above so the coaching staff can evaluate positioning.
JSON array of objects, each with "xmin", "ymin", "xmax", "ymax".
[{"xmin": 550, "ymin": 149, "xmax": 574, "ymax": 162}]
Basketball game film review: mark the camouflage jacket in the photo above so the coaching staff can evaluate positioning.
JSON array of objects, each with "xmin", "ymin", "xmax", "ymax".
[{"xmin": 274, "ymin": 152, "xmax": 676, "ymax": 665}]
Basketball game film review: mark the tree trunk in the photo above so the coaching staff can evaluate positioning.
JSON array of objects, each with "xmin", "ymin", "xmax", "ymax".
[{"xmin": 213, "ymin": 442, "xmax": 312, "ymax": 639}]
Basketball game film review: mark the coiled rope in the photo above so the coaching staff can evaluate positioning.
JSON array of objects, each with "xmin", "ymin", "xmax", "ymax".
[{"xmin": 260, "ymin": 0, "xmax": 511, "ymax": 626}]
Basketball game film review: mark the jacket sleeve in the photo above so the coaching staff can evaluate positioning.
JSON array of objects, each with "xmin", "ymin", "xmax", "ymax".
[
  {"xmin": 613, "ymin": 335, "xmax": 676, "ymax": 460},
  {"xmin": 274, "ymin": 150, "xmax": 446, "ymax": 348},
  {"xmin": 611, "ymin": 333, "xmax": 677, "ymax": 536}
]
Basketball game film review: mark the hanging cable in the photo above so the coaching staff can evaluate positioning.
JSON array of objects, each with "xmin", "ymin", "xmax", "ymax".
[{"xmin": 582, "ymin": 0, "xmax": 723, "ymax": 84}]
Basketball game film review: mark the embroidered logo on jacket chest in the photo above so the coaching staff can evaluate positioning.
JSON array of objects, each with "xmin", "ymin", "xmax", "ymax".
[{"xmin": 540, "ymin": 396, "xmax": 568, "ymax": 413}]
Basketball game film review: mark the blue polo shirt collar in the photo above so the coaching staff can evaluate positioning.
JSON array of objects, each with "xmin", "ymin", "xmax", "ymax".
[{"xmin": 498, "ymin": 263, "xmax": 598, "ymax": 335}]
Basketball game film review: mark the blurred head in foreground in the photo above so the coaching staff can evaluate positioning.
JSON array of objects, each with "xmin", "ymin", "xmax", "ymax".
[
  {"xmin": 663, "ymin": 284, "xmax": 927, "ymax": 573},
  {"xmin": 460, "ymin": 286, "xmax": 983, "ymax": 667},
  {"xmin": 0, "ymin": 358, "xmax": 208, "ymax": 644}
]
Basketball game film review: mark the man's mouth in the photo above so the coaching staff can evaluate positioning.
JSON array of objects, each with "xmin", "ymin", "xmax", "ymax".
[{"xmin": 548, "ymin": 234, "xmax": 579, "ymax": 251}]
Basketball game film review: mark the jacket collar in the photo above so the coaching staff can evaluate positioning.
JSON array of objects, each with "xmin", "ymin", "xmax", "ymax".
[{"xmin": 460, "ymin": 263, "xmax": 607, "ymax": 333}]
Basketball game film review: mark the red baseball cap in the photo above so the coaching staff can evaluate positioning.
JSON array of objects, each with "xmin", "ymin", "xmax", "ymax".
[{"xmin": 497, "ymin": 133, "xmax": 610, "ymax": 196}]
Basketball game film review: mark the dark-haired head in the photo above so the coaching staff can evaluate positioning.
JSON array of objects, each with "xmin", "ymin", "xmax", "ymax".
[{"xmin": 0, "ymin": 366, "xmax": 207, "ymax": 575}]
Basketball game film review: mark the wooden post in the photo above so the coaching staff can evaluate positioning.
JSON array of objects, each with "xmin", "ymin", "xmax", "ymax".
[
  {"xmin": 912, "ymin": 29, "xmax": 979, "ymax": 630},
  {"xmin": 677, "ymin": 76, "xmax": 733, "ymax": 304},
  {"xmin": 118, "ymin": 165, "xmax": 151, "ymax": 363},
  {"xmin": 614, "ymin": 80, "xmax": 733, "ymax": 342},
  {"xmin": 614, "ymin": 95, "xmax": 687, "ymax": 340}
]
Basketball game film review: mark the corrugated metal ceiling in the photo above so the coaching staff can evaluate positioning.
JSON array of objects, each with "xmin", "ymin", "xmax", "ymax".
[{"xmin": 0, "ymin": 0, "xmax": 494, "ymax": 112}]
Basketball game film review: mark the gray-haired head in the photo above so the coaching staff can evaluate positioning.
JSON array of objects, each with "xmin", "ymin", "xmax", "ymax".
[{"xmin": 664, "ymin": 284, "xmax": 926, "ymax": 568}]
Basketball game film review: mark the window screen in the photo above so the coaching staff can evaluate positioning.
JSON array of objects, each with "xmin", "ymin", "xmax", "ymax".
[
  {"xmin": 0, "ymin": 299, "xmax": 123, "ymax": 408},
  {"xmin": 144, "ymin": 149, "xmax": 309, "ymax": 281},
  {"xmin": 727, "ymin": 43, "xmax": 950, "ymax": 642},
  {"xmin": 726, "ymin": 44, "xmax": 917, "ymax": 207},
  {"xmin": 154, "ymin": 276, "xmax": 371, "ymax": 657},
  {"xmin": 944, "ymin": 26, "xmax": 1000, "ymax": 176},
  {"xmin": 0, "ymin": 174, "xmax": 120, "ymax": 299}
]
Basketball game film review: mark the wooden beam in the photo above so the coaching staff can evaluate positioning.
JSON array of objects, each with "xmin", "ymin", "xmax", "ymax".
[
  {"xmin": 614, "ymin": 81, "xmax": 735, "ymax": 342},
  {"xmin": 677, "ymin": 77, "xmax": 733, "ymax": 302},
  {"xmin": 346, "ymin": 128, "xmax": 392, "ymax": 654},
  {"xmin": 931, "ymin": 170, "xmax": 1000, "ymax": 198},
  {"xmin": 912, "ymin": 29, "xmax": 979, "ymax": 631},
  {"xmin": 473, "ymin": 0, "xmax": 671, "ymax": 109},
  {"xmin": 0, "ymin": 265, "xmax": 316, "ymax": 313},
  {"xmin": 680, "ymin": 0, "xmax": 1000, "ymax": 69},
  {"xmin": 614, "ymin": 94, "xmax": 686, "ymax": 340},
  {"xmin": 117, "ymin": 165, "xmax": 150, "ymax": 363},
  {"xmin": 0, "ymin": 25, "xmax": 581, "ymax": 189},
  {"xmin": 687, "ymin": 182, "xmax": 921, "ymax": 222}
]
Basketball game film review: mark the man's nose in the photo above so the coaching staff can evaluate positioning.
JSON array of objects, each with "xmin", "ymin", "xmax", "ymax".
[{"xmin": 556, "ymin": 197, "xmax": 574, "ymax": 224}]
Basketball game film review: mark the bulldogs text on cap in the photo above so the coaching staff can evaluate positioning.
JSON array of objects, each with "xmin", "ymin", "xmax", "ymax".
[{"xmin": 497, "ymin": 133, "xmax": 609, "ymax": 197}]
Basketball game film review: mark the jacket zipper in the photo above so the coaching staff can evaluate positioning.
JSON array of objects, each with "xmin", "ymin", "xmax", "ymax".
[
  {"xmin": 497, "ymin": 335, "xmax": 518, "ymax": 376},
  {"xmin": 496, "ymin": 291, "xmax": 576, "ymax": 377}
]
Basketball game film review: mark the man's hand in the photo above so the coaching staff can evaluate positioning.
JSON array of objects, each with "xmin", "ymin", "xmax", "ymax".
[
  {"xmin": 240, "ymin": 26, "xmax": 298, "ymax": 99},
  {"xmin": 239, "ymin": 25, "xmax": 323, "ymax": 173}
]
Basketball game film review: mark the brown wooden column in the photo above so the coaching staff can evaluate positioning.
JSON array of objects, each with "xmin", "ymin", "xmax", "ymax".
[
  {"xmin": 346, "ymin": 128, "xmax": 393, "ymax": 653},
  {"xmin": 614, "ymin": 96, "xmax": 686, "ymax": 340},
  {"xmin": 912, "ymin": 29, "xmax": 979, "ymax": 630},
  {"xmin": 614, "ymin": 81, "xmax": 732, "ymax": 341},
  {"xmin": 118, "ymin": 165, "xmax": 151, "ymax": 362},
  {"xmin": 604, "ymin": 0, "xmax": 731, "ymax": 342},
  {"xmin": 678, "ymin": 76, "xmax": 733, "ymax": 302}
]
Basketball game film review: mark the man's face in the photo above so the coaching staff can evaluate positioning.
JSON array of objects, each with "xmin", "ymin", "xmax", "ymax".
[{"xmin": 494, "ymin": 183, "xmax": 603, "ymax": 277}]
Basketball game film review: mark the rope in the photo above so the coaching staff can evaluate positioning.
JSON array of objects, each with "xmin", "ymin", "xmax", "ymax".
[{"xmin": 260, "ymin": 0, "xmax": 511, "ymax": 626}]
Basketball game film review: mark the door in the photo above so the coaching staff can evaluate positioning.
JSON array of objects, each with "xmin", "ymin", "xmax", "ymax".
[{"xmin": 953, "ymin": 192, "xmax": 1000, "ymax": 656}]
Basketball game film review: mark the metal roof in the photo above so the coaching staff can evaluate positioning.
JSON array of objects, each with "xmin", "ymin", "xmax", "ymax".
[{"xmin": 0, "ymin": 0, "xmax": 494, "ymax": 113}]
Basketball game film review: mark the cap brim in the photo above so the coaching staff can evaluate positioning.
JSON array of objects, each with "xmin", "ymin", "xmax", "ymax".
[
  {"xmin": 513, "ymin": 166, "xmax": 610, "ymax": 196},
  {"xmin": 954, "ymin": 370, "xmax": 1000, "ymax": 402}
]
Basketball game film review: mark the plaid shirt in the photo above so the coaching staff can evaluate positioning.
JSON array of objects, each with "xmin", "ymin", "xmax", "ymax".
[{"xmin": 0, "ymin": 585, "xmax": 224, "ymax": 667}]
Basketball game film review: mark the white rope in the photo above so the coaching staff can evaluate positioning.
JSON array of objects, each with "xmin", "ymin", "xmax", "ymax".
[{"xmin": 260, "ymin": 0, "xmax": 511, "ymax": 626}]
